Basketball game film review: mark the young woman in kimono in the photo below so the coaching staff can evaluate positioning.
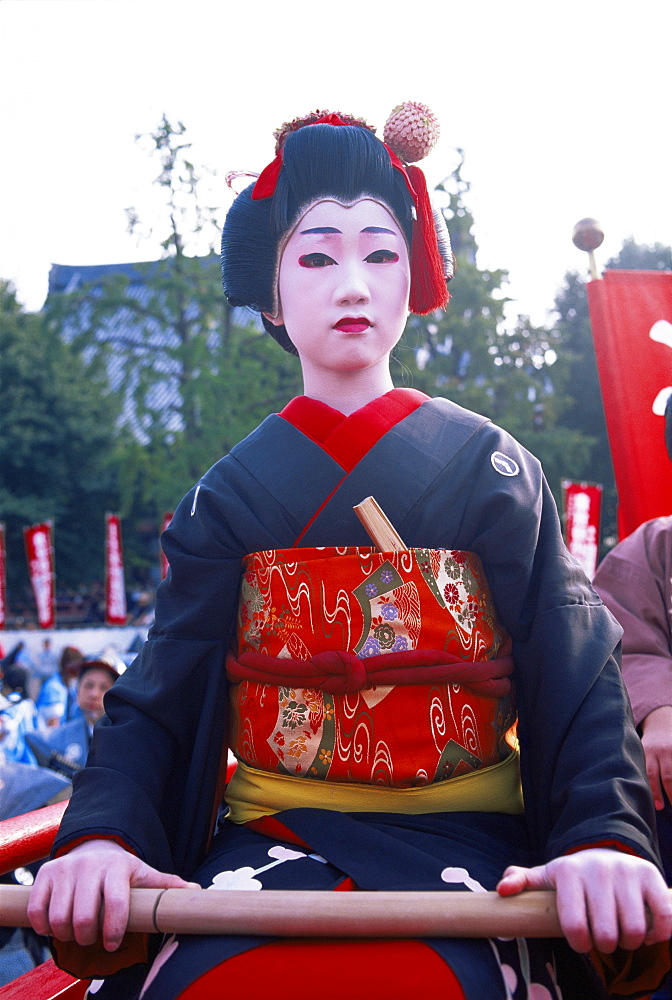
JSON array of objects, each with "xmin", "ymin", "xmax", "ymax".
[{"xmin": 28, "ymin": 105, "xmax": 672, "ymax": 1000}]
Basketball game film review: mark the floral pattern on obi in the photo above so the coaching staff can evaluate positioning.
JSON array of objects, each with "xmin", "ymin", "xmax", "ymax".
[{"xmin": 228, "ymin": 547, "xmax": 516, "ymax": 788}]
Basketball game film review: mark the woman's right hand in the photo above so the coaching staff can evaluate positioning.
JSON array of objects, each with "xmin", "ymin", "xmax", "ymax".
[{"xmin": 27, "ymin": 839, "xmax": 198, "ymax": 952}]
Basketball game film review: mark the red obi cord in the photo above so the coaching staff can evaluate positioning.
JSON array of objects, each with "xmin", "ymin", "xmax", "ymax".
[{"xmin": 226, "ymin": 646, "xmax": 513, "ymax": 699}]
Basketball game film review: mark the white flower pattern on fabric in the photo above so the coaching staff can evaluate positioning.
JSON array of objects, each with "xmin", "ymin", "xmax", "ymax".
[
  {"xmin": 208, "ymin": 867, "xmax": 264, "ymax": 891},
  {"xmin": 138, "ymin": 846, "xmax": 330, "ymax": 998},
  {"xmin": 440, "ymin": 864, "xmax": 562, "ymax": 1000},
  {"xmin": 207, "ymin": 845, "xmax": 326, "ymax": 891},
  {"xmin": 139, "ymin": 935, "xmax": 179, "ymax": 999},
  {"xmin": 441, "ymin": 865, "xmax": 487, "ymax": 893}
]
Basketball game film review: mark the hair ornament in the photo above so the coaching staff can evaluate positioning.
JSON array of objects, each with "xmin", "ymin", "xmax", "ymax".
[
  {"xmin": 383, "ymin": 101, "xmax": 441, "ymax": 164},
  {"xmin": 225, "ymin": 170, "xmax": 260, "ymax": 195},
  {"xmin": 272, "ymin": 110, "xmax": 375, "ymax": 153}
]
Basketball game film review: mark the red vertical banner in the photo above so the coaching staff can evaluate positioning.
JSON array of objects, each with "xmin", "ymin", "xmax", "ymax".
[
  {"xmin": 562, "ymin": 481, "xmax": 602, "ymax": 580},
  {"xmin": 587, "ymin": 270, "xmax": 672, "ymax": 539},
  {"xmin": 0, "ymin": 523, "xmax": 6, "ymax": 629},
  {"xmin": 23, "ymin": 522, "xmax": 56, "ymax": 629},
  {"xmin": 105, "ymin": 513, "xmax": 127, "ymax": 626},
  {"xmin": 160, "ymin": 512, "xmax": 173, "ymax": 580}
]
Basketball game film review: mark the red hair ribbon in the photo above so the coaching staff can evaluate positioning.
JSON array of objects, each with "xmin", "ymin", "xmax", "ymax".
[{"xmin": 252, "ymin": 152, "xmax": 283, "ymax": 200}]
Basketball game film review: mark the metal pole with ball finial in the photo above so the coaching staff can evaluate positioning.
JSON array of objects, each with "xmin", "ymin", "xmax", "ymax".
[{"xmin": 572, "ymin": 218, "xmax": 604, "ymax": 280}]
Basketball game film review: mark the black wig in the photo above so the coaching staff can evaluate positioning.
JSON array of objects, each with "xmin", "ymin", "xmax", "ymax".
[{"xmin": 221, "ymin": 124, "xmax": 423, "ymax": 356}]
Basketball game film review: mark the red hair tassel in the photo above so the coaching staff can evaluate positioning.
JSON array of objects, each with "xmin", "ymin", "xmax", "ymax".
[{"xmin": 407, "ymin": 164, "xmax": 450, "ymax": 315}]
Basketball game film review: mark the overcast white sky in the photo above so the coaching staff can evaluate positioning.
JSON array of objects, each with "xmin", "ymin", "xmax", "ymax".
[{"xmin": 1, "ymin": 0, "xmax": 670, "ymax": 327}]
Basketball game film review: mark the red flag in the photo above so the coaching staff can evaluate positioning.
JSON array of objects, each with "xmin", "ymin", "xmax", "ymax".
[
  {"xmin": 562, "ymin": 481, "xmax": 602, "ymax": 580},
  {"xmin": 105, "ymin": 513, "xmax": 127, "ymax": 626},
  {"xmin": 160, "ymin": 511, "xmax": 173, "ymax": 580},
  {"xmin": 587, "ymin": 270, "xmax": 672, "ymax": 538},
  {"xmin": 23, "ymin": 522, "xmax": 56, "ymax": 629},
  {"xmin": 0, "ymin": 523, "xmax": 6, "ymax": 629}
]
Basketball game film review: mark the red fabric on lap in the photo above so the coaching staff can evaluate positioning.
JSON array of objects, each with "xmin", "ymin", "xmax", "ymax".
[
  {"xmin": 177, "ymin": 940, "xmax": 466, "ymax": 999},
  {"xmin": 246, "ymin": 814, "xmax": 313, "ymax": 848}
]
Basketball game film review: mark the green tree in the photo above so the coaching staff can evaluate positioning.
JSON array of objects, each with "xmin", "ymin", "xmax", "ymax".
[
  {"xmin": 0, "ymin": 280, "xmax": 120, "ymax": 603},
  {"xmin": 396, "ymin": 159, "xmax": 592, "ymax": 505},
  {"xmin": 47, "ymin": 116, "xmax": 303, "ymax": 568},
  {"xmin": 610, "ymin": 237, "xmax": 672, "ymax": 272},
  {"xmin": 396, "ymin": 158, "xmax": 510, "ymax": 415}
]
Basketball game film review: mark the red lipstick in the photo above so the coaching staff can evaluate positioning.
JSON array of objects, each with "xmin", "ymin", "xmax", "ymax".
[{"xmin": 334, "ymin": 317, "xmax": 371, "ymax": 333}]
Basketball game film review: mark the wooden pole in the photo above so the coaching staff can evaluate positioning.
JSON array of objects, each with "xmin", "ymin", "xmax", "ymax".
[
  {"xmin": 0, "ymin": 885, "xmax": 570, "ymax": 938},
  {"xmin": 571, "ymin": 218, "xmax": 604, "ymax": 282}
]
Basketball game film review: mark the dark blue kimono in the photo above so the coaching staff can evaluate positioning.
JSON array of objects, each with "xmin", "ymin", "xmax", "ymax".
[{"xmin": 52, "ymin": 391, "xmax": 665, "ymax": 998}]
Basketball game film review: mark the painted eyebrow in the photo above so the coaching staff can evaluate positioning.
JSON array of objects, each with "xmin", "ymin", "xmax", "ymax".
[{"xmin": 298, "ymin": 226, "xmax": 398, "ymax": 235}]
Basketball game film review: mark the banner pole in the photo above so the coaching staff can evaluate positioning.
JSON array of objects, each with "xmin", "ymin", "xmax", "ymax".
[{"xmin": 571, "ymin": 217, "xmax": 604, "ymax": 281}]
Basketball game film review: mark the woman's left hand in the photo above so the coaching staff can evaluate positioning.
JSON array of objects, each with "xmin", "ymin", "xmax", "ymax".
[{"xmin": 496, "ymin": 848, "xmax": 672, "ymax": 954}]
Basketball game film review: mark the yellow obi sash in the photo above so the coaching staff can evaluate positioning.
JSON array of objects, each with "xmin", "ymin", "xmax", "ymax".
[
  {"xmin": 227, "ymin": 752, "xmax": 522, "ymax": 823},
  {"xmin": 226, "ymin": 546, "xmax": 520, "ymax": 820}
]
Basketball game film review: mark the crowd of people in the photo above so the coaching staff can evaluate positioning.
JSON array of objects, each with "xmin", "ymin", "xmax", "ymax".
[
  {"xmin": 4, "ymin": 583, "xmax": 156, "ymax": 631},
  {"xmin": 0, "ymin": 641, "xmax": 124, "ymax": 816},
  {"xmin": 0, "ymin": 641, "xmax": 125, "ymax": 984}
]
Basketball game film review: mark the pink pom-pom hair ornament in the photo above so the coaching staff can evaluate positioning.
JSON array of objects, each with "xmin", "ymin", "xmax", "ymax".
[
  {"xmin": 383, "ymin": 101, "xmax": 450, "ymax": 312},
  {"xmin": 383, "ymin": 101, "xmax": 441, "ymax": 164}
]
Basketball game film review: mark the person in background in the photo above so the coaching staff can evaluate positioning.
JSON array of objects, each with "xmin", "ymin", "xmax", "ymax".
[
  {"xmin": 1, "ymin": 641, "xmax": 34, "ymax": 674},
  {"xmin": 44, "ymin": 659, "xmax": 120, "ymax": 767},
  {"xmin": 29, "ymin": 638, "xmax": 59, "ymax": 701},
  {"xmin": 593, "ymin": 397, "xmax": 672, "ymax": 889},
  {"xmin": 0, "ymin": 665, "xmax": 38, "ymax": 765},
  {"xmin": 35, "ymin": 646, "xmax": 83, "ymax": 734}
]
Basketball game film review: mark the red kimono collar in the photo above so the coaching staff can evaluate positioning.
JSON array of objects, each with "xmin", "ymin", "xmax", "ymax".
[{"xmin": 279, "ymin": 388, "xmax": 429, "ymax": 473}]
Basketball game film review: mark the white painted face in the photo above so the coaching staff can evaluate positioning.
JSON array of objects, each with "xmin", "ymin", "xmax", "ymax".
[{"xmin": 267, "ymin": 198, "xmax": 410, "ymax": 380}]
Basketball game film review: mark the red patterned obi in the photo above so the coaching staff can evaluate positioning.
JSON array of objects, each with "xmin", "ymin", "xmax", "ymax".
[{"xmin": 226, "ymin": 547, "xmax": 517, "ymax": 791}]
